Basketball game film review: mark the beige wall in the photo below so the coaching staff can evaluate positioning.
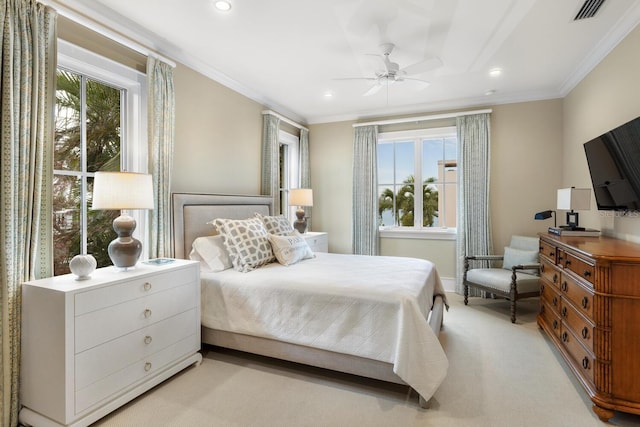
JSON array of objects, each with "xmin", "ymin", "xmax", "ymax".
[{"xmin": 562, "ymin": 24, "xmax": 640, "ymax": 243}]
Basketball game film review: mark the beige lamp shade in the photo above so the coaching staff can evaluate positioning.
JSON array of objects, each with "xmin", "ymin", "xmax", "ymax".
[
  {"xmin": 92, "ymin": 172, "xmax": 154, "ymax": 210},
  {"xmin": 289, "ymin": 188, "xmax": 313, "ymax": 207},
  {"xmin": 557, "ymin": 187, "xmax": 590, "ymax": 211}
]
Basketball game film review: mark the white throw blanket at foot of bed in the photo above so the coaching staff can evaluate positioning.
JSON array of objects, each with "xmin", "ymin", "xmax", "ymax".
[{"xmin": 200, "ymin": 252, "xmax": 449, "ymax": 402}]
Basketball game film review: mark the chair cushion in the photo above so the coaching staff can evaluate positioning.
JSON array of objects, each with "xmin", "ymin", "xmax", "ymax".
[
  {"xmin": 466, "ymin": 268, "xmax": 540, "ymax": 294},
  {"xmin": 502, "ymin": 246, "xmax": 539, "ymax": 275}
]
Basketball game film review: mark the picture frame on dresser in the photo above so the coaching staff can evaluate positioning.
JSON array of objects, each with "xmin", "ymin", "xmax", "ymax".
[{"xmin": 19, "ymin": 259, "xmax": 202, "ymax": 427}]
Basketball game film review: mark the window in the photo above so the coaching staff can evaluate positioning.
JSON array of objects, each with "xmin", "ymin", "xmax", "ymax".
[
  {"xmin": 53, "ymin": 40, "xmax": 146, "ymax": 275},
  {"xmin": 278, "ymin": 130, "xmax": 300, "ymax": 219},
  {"xmin": 377, "ymin": 127, "xmax": 457, "ymax": 236}
]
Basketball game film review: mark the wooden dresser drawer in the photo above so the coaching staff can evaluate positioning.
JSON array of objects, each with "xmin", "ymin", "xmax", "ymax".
[
  {"xmin": 75, "ymin": 309, "xmax": 198, "ymax": 391},
  {"xmin": 541, "ymin": 281, "xmax": 561, "ymax": 313},
  {"xmin": 75, "ymin": 267, "xmax": 197, "ymax": 316},
  {"xmin": 539, "ymin": 240, "xmax": 558, "ymax": 263},
  {"xmin": 540, "ymin": 259, "xmax": 561, "ymax": 289},
  {"xmin": 561, "ymin": 325, "xmax": 595, "ymax": 385},
  {"xmin": 560, "ymin": 300, "xmax": 595, "ymax": 352},
  {"xmin": 563, "ymin": 252, "xmax": 595, "ymax": 285},
  {"xmin": 75, "ymin": 281, "xmax": 198, "ymax": 353},
  {"xmin": 540, "ymin": 303, "xmax": 561, "ymax": 339},
  {"xmin": 560, "ymin": 273, "xmax": 594, "ymax": 319}
]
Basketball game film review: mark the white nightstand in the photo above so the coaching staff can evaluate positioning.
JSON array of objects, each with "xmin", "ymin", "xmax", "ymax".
[
  {"xmin": 302, "ymin": 231, "xmax": 328, "ymax": 252},
  {"xmin": 19, "ymin": 259, "xmax": 202, "ymax": 427}
]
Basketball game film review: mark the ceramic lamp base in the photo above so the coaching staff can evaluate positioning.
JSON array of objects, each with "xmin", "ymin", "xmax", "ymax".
[{"xmin": 108, "ymin": 214, "xmax": 142, "ymax": 269}]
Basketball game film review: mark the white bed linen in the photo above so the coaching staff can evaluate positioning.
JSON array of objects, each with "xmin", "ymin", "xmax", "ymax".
[{"xmin": 200, "ymin": 252, "xmax": 448, "ymax": 401}]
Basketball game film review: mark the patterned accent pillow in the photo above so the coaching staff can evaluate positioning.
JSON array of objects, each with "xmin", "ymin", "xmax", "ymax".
[
  {"xmin": 255, "ymin": 212, "xmax": 294, "ymax": 235},
  {"xmin": 268, "ymin": 231, "xmax": 314, "ymax": 266},
  {"xmin": 213, "ymin": 217, "xmax": 275, "ymax": 272}
]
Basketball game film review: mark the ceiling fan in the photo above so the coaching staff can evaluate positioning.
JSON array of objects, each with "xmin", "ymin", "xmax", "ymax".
[{"xmin": 338, "ymin": 43, "xmax": 442, "ymax": 96}]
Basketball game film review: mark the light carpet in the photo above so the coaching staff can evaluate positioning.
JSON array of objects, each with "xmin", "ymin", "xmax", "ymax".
[{"xmin": 94, "ymin": 293, "xmax": 640, "ymax": 427}]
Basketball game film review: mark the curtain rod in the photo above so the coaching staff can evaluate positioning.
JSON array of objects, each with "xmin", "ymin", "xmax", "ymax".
[
  {"xmin": 262, "ymin": 110, "xmax": 309, "ymax": 132},
  {"xmin": 41, "ymin": 0, "xmax": 177, "ymax": 68},
  {"xmin": 352, "ymin": 109, "xmax": 492, "ymax": 128}
]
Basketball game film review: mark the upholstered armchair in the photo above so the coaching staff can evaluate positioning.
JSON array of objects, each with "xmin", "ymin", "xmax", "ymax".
[{"xmin": 463, "ymin": 235, "xmax": 541, "ymax": 323}]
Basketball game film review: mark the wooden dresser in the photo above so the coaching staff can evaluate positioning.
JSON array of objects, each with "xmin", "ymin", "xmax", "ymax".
[{"xmin": 537, "ymin": 233, "xmax": 640, "ymax": 421}]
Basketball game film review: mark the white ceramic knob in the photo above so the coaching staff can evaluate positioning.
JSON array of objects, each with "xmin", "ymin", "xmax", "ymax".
[{"xmin": 69, "ymin": 254, "xmax": 97, "ymax": 281}]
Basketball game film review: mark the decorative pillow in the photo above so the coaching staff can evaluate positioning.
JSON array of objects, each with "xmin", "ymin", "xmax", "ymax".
[
  {"xmin": 188, "ymin": 235, "xmax": 232, "ymax": 272},
  {"xmin": 213, "ymin": 217, "xmax": 275, "ymax": 272},
  {"xmin": 502, "ymin": 246, "xmax": 539, "ymax": 275},
  {"xmin": 255, "ymin": 212, "xmax": 294, "ymax": 235},
  {"xmin": 268, "ymin": 231, "xmax": 314, "ymax": 266}
]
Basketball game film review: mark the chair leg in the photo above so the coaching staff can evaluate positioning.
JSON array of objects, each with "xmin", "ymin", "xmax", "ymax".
[
  {"xmin": 510, "ymin": 299, "xmax": 516, "ymax": 323},
  {"xmin": 464, "ymin": 284, "xmax": 469, "ymax": 305}
]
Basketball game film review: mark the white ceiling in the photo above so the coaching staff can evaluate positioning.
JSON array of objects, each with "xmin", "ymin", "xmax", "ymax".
[{"xmin": 55, "ymin": 0, "xmax": 640, "ymax": 124}]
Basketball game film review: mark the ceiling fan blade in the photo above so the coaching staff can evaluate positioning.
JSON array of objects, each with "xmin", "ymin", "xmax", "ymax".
[
  {"xmin": 403, "ymin": 77, "xmax": 431, "ymax": 89},
  {"xmin": 363, "ymin": 83, "xmax": 382, "ymax": 96},
  {"xmin": 400, "ymin": 57, "xmax": 442, "ymax": 76},
  {"xmin": 333, "ymin": 77, "xmax": 378, "ymax": 82}
]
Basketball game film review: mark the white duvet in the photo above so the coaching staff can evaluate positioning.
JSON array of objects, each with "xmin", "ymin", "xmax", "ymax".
[{"xmin": 200, "ymin": 252, "xmax": 448, "ymax": 401}]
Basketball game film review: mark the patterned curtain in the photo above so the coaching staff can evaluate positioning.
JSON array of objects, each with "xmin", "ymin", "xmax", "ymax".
[
  {"xmin": 147, "ymin": 57, "xmax": 175, "ymax": 258},
  {"xmin": 261, "ymin": 114, "xmax": 280, "ymax": 214},
  {"xmin": 0, "ymin": 1, "xmax": 56, "ymax": 425},
  {"xmin": 456, "ymin": 113, "xmax": 492, "ymax": 295},
  {"xmin": 352, "ymin": 125, "xmax": 379, "ymax": 255},
  {"xmin": 299, "ymin": 128, "xmax": 311, "ymax": 225}
]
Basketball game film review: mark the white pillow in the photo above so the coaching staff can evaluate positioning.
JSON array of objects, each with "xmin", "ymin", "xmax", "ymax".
[
  {"xmin": 189, "ymin": 235, "xmax": 232, "ymax": 272},
  {"xmin": 255, "ymin": 212, "xmax": 294, "ymax": 235},
  {"xmin": 268, "ymin": 231, "xmax": 314, "ymax": 266},
  {"xmin": 213, "ymin": 217, "xmax": 275, "ymax": 272},
  {"xmin": 502, "ymin": 246, "xmax": 539, "ymax": 275}
]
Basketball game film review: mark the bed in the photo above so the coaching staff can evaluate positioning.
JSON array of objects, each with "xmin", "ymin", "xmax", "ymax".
[{"xmin": 171, "ymin": 192, "xmax": 448, "ymax": 407}]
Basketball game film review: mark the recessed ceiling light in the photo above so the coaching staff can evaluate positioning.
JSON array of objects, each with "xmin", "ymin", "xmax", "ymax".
[
  {"xmin": 324, "ymin": 91, "xmax": 334, "ymax": 98},
  {"xmin": 485, "ymin": 89, "xmax": 497, "ymax": 96},
  {"xmin": 489, "ymin": 68, "xmax": 502, "ymax": 77},
  {"xmin": 214, "ymin": 1, "xmax": 232, "ymax": 11}
]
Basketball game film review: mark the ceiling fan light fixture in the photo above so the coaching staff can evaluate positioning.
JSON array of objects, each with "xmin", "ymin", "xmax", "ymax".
[{"xmin": 214, "ymin": 1, "xmax": 232, "ymax": 12}]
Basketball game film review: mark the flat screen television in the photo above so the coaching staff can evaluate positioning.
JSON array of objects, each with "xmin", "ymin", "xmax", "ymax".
[{"xmin": 583, "ymin": 116, "xmax": 640, "ymax": 211}]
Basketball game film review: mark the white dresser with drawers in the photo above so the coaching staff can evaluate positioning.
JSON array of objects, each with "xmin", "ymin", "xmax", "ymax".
[{"xmin": 19, "ymin": 259, "xmax": 202, "ymax": 427}]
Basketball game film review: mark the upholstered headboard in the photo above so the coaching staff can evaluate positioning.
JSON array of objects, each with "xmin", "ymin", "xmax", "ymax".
[{"xmin": 171, "ymin": 193, "xmax": 273, "ymax": 259}]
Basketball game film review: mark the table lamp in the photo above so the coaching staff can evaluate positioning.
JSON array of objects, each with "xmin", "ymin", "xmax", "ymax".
[
  {"xmin": 92, "ymin": 172, "xmax": 154, "ymax": 269},
  {"xmin": 557, "ymin": 187, "xmax": 591, "ymax": 230},
  {"xmin": 289, "ymin": 188, "xmax": 313, "ymax": 233}
]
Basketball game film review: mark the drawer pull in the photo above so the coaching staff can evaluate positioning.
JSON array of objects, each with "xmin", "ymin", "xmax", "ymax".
[
  {"xmin": 582, "ymin": 296, "xmax": 589, "ymax": 309},
  {"xmin": 549, "ymin": 251, "xmax": 555, "ymax": 257},
  {"xmin": 582, "ymin": 327, "xmax": 589, "ymax": 339},
  {"xmin": 541, "ymin": 284, "xmax": 545, "ymax": 293},
  {"xmin": 144, "ymin": 309, "xmax": 152, "ymax": 319},
  {"xmin": 553, "ymin": 273, "xmax": 558, "ymax": 284},
  {"xmin": 565, "ymin": 259, "xmax": 571, "ymax": 266},
  {"xmin": 552, "ymin": 319, "xmax": 558, "ymax": 330},
  {"xmin": 552, "ymin": 296, "xmax": 558, "ymax": 306},
  {"xmin": 582, "ymin": 357, "xmax": 590, "ymax": 370},
  {"xmin": 562, "ymin": 331, "xmax": 568, "ymax": 342},
  {"xmin": 540, "ymin": 305, "xmax": 545, "ymax": 314},
  {"xmin": 144, "ymin": 362, "xmax": 152, "ymax": 372},
  {"xmin": 541, "ymin": 264, "xmax": 546, "ymax": 273},
  {"xmin": 144, "ymin": 335, "xmax": 153, "ymax": 345},
  {"xmin": 583, "ymin": 270, "xmax": 591, "ymax": 278},
  {"xmin": 561, "ymin": 281, "xmax": 568, "ymax": 292},
  {"xmin": 144, "ymin": 282, "xmax": 152, "ymax": 291},
  {"xmin": 561, "ymin": 306, "xmax": 568, "ymax": 318}
]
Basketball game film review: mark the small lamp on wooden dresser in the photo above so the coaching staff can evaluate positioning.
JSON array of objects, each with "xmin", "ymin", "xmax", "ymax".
[{"xmin": 19, "ymin": 259, "xmax": 202, "ymax": 427}]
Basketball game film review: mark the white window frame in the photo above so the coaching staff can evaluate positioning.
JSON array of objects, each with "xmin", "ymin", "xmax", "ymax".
[
  {"xmin": 279, "ymin": 130, "xmax": 300, "ymax": 220},
  {"xmin": 378, "ymin": 127, "xmax": 457, "ymax": 240},
  {"xmin": 55, "ymin": 40, "xmax": 148, "ymax": 256}
]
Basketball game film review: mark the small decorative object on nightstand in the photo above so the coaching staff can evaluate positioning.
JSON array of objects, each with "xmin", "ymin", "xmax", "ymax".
[
  {"xmin": 289, "ymin": 188, "xmax": 313, "ymax": 233},
  {"xmin": 69, "ymin": 254, "xmax": 97, "ymax": 280}
]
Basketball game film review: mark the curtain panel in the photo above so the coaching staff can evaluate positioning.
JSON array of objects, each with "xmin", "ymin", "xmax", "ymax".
[
  {"xmin": 299, "ymin": 128, "xmax": 312, "ymax": 224},
  {"xmin": 455, "ymin": 113, "xmax": 492, "ymax": 295},
  {"xmin": 0, "ymin": 1, "xmax": 56, "ymax": 425},
  {"xmin": 261, "ymin": 114, "xmax": 281, "ymax": 214},
  {"xmin": 147, "ymin": 57, "xmax": 175, "ymax": 258},
  {"xmin": 352, "ymin": 125, "xmax": 379, "ymax": 255}
]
